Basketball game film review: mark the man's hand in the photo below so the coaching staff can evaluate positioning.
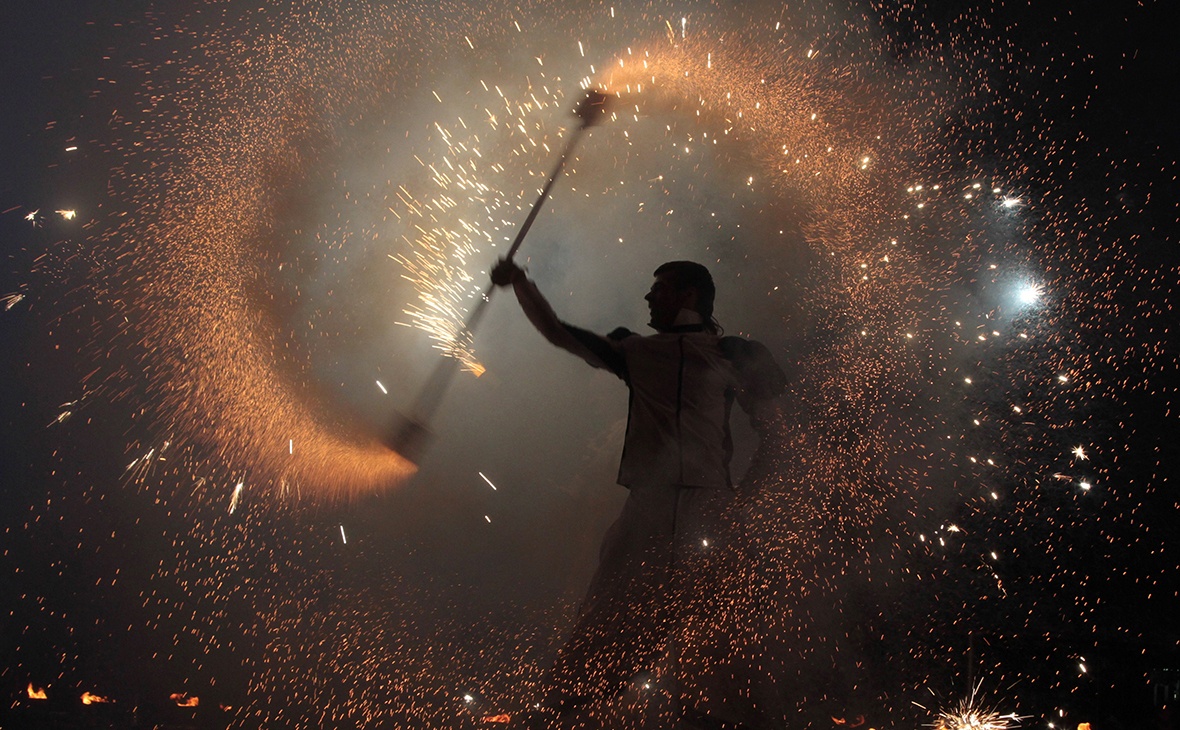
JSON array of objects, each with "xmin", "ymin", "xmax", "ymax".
[{"xmin": 491, "ymin": 258, "xmax": 524, "ymax": 287}]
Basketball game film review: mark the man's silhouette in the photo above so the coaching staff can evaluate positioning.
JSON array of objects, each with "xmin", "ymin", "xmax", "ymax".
[{"xmin": 491, "ymin": 259, "xmax": 786, "ymax": 728}]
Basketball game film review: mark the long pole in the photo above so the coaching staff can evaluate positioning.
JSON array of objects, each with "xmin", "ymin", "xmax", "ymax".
[
  {"xmin": 403, "ymin": 124, "xmax": 588, "ymax": 426},
  {"xmin": 387, "ymin": 90, "xmax": 612, "ymax": 462}
]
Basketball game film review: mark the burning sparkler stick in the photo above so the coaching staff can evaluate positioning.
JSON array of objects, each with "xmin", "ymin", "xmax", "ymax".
[{"xmin": 385, "ymin": 88, "xmax": 614, "ymax": 464}]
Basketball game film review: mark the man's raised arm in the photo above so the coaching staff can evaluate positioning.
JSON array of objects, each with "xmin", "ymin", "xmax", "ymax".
[{"xmin": 491, "ymin": 259, "xmax": 624, "ymax": 375}]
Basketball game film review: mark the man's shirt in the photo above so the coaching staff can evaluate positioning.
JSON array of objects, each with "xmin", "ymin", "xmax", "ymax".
[{"xmin": 566, "ymin": 319, "xmax": 786, "ymax": 489}]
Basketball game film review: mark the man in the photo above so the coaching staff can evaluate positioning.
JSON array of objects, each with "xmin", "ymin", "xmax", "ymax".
[{"xmin": 491, "ymin": 258, "xmax": 786, "ymax": 728}]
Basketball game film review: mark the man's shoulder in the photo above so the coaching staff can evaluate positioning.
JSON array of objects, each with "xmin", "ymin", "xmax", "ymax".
[
  {"xmin": 718, "ymin": 335, "xmax": 770, "ymax": 360},
  {"xmin": 718, "ymin": 336, "xmax": 788, "ymax": 398}
]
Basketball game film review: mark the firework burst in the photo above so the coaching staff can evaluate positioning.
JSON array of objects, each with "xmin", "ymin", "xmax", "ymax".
[{"xmin": 933, "ymin": 687, "xmax": 1025, "ymax": 730}]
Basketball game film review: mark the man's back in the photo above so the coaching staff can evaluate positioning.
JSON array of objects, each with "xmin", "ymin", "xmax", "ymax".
[{"xmin": 616, "ymin": 329, "xmax": 741, "ymax": 489}]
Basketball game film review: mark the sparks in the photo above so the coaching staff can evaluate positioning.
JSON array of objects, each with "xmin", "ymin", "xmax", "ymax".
[
  {"xmin": 228, "ymin": 481, "xmax": 243, "ymax": 514},
  {"xmin": 933, "ymin": 687, "xmax": 1024, "ymax": 730}
]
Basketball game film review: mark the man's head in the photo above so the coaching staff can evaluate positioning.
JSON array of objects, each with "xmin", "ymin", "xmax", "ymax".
[{"xmin": 646, "ymin": 261, "xmax": 717, "ymax": 332}]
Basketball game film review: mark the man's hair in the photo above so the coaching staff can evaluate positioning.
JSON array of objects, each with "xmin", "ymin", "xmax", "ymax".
[{"xmin": 653, "ymin": 260, "xmax": 721, "ymax": 333}]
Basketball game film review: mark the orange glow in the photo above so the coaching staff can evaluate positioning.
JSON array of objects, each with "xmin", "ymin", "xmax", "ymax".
[
  {"xmin": 170, "ymin": 693, "xmax": 199, "ymax": 707},
  {"xmin": 26, "ymin": 683, "xmax": 47, "ymax": 700},
  {"xmin": 483, "ymin": 714, "xmax": 512, "ymax": 723},
  {"xmin": 1078, "ymin": 725, "xmax": 1091, "ymax": 730},
  {"xmin": 81, "ymin": 692, "xmax": 111, "ymax": 705}
]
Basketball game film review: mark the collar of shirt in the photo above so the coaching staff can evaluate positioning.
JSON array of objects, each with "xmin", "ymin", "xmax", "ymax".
[{"xmin": 652, "ymin": 309, "xmax": 707, "ymax": 333}]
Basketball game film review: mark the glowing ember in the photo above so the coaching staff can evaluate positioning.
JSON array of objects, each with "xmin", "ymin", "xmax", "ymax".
[
  {"xmin": 26, "ymin": 683, "xmax": 48, "ymax": 700},
  {"xmin": 81, "ymin": 692, "xmax": 111, "ymax": 705}
]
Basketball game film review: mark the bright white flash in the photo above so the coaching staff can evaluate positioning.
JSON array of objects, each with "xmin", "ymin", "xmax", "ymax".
[{"xmin": 1016, "ymin": 284, "xmax": 1041, "ymax": 305}]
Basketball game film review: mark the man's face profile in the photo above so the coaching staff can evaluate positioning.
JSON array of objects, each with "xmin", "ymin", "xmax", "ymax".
[{"xmin": 645, "ymin": 272, "xmax": 698, "ymax": 330}]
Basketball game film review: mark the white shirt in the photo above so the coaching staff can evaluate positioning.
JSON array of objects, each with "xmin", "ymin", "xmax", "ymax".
[
  {"xmin": 510, "ymin": 277, "xmax": 784, "ymax": 489},
  {"xmin": 615, "ymin": 327, "xmax": 741, "ymax": 488}
]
